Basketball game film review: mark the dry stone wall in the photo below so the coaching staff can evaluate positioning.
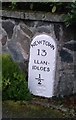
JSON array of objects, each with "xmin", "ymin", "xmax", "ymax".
[{"xmin": 0, "ymin": 10, "xmax": 76, "ymax": 97}]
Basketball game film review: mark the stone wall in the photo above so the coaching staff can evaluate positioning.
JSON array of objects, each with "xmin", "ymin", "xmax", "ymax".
[{"xmin": 0, "ymin": 10, "xmax": 76, "ymax": 97}]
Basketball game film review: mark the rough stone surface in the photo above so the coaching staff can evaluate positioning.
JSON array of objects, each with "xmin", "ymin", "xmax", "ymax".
[
  {"xmin": 1, "ymin": 10, "xmax": 64, "ymax": 22},
  {"xmin": 1, "ymin": 10, "xmax": 76, "ymax": 97},
  {"xmin": 60, "ymin": 48, "xmax": 73, "ymax": 63},
  {"xmin": 0, "ymin": 27, "xmax": 7, "ymax": 46},
  {"xmin": 63, "ymin": 40, "xmax": 76, "ymax": 51},
  {"xmin": 2, "ymin": 20, "xmax": 15, "ymax": 39},
  {"xmin": 19, "ymin": 22, "xmax": 33, "ymax": 38},
  {"xmin": 58, "ymin": 73, "xmax": 74, "ymax": 96}
]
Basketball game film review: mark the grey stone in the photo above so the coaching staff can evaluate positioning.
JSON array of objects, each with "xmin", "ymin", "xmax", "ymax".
[
  {"xmin": 60, "ymin": 48, "xmax": 73, "ymax": 63},
  {"xmin": 19, "ymin": 22, "xmax": 33, "ymax": 38},
  {"xmin": 36, "ymin": 26, "xmax": 50, "ymax": 33},
  {"xmin": 2, "ymin": 20, "xmax": 15, "ymax": 39},
  {"xmin": 8, "ymin": 41, "xmax": 24, "ymax": 62},
  {"xmin": 2, "ymin": 45, "xmax": 9, "ymax": 54},
  {"xmin": 73, "ymin": 51, "xmax": 76, "ymax": 65},
  {"xmin": 7, "ymin": 24, "xmax": 30, "ymax": 62},
  {"xmin": 0, "ymin": 27, "xmax": 7, "ymax": 46},
  {"xmin": 1, "ymin": 10, "xmax": 64, "ymax": 22},
  {"xmin": 73, "ymin": 80, "xmax": 76, "ymax": 94},
  {"xmin": 5, "ymin": 23, "xmax": 32, "ymax": 72},
  {"xmin": 12, "ymin": 25, "xmax": 31, "ymax": 54},
  {"xmin": 19, "ymin": 61, "xmax": 28, "ymax": 73},
  {"xmin": 60, "ymin": 62, "xmax": 74, "ymax": 70},
  {"xmin": 62, "ymin": 27, "xmax": 75, "ymax": 42},
  {"xmin": 63, "ymin": 40, "xmax": 76, "ymax": 51},
  {"xmin": 2, "ymin": 10, "xmax": 11, "ymax": 18},
  {"xmin": 25, "ymin": 21, "xmax": 36, "ymax": 28},
  {"xmin": 11, "ymin": 11, "xmax": 23, "ymax": 19},
  {"xmin": 36, "ymin": 21, "xmax": 50, "ymax": 28},
  {"xmin": 54, "ymin": 24, "xmax": 64, "ymax": 44},
  {"xmin": 1, "ymin": 36, "xmax": 7, "ymax": 46},
  {"xmin": 58, "ymin": 73, "xmax": 74, "ymax": 96},
  {"xmin": 54, "ymin": 24, "xmax": 60, "ymax": 41},
  {"xmin": 35, "ymin": 25, "xmax": 56, "ymax": 40},
  {"xmin": 0, "ymin": 27, "xmax": 9, "ymax": 54}
]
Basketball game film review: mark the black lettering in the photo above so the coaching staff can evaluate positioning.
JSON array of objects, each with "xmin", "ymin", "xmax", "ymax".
[
  {"xmin": 31, "ymin": 41, "xmax": 37, "ymax": 47},
  {"xmin": 43, "ymin": 40, "xmax": 46, "ymax": 45},
  {"xmin": 37, "ymin": 66, "xmax": 39, "ymax": 70},
  {"xmin": 52, "ymin": 45, "xmax": 55, "ymax": 50},
  {"xmin": 45, "ymin": 41, "xmax": 49, "ymax": 46},
  {"xmin": 34, "ymin": 60, "xmax": 48, "ymax": 65},
  {"xmin": 37, "ymin": 41, "xmax": 42, "ymax": 45},
  {"xmin": 31, "ymin": 40, "xmax": 55, "ymax": 50},
  {"xmin": 34, "ymin": 60, "xmax": 36, "ymax": 64},
  {"xmin": 44, "ymin": 67, "xmax": 46, "ymax": 71},
  {"xmin": 41, "ymin": 50, "xmax": 47, "ymax": 56},
  {"xmin": 32, "ymin": 65, "xmax": 37, "ymax": 70},
  {"xmin": 40, "ymin": 67, "xmax": 43, "ymax": 71},
  {"xmin": 44, "ymin": 61, "xmax": 48, "ymax": 65},
  {"xmin": 37, "ymin": 49, "xmax": 40, "ymax": 56},
  {"xmin": 37, "ymin": 49, "xmax": 47, "ymax": 56},
  {"xmin": 48, "ymin": 42, "xmax": 51, "ymax": 47},
  {"xmin": 49, "ymin": 43, "xmax": 52, "ymax": 48},
  {"xmin": 32, "ymin": 65, "xmax": 50, "ymax": 72},
  {"xmin": 31, "ymin": 44, "xmax": 34, "ymax": 48},
  {"xmin": 47, "ymin": 67, "xmax": 50, "ymax": 72}
]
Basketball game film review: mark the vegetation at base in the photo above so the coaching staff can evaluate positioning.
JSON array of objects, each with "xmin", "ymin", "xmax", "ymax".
[
  {"xmin": 2, "ymin": 2, "xmax": 76, "ymax": 27},
  {"xmin": 0, "ymin": 55, "xmax": 2, "ymax": 91},
  {"xmin": 2, "ymin": 100, "xmax": 64, "ymax": 118},
  {"xmin": 3, "ymin": 96, "xmax": 76, "ymax": 118},
  {"xmin": 2, "ymin": 54, "xmax": 32, "ymax": 101}
]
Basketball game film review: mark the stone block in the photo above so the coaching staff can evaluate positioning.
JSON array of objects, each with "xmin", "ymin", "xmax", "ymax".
[
  {"xmin": 2, "ymin": 20, "xmax": 15, "ymax": 39},
  {"xmin": 60, "ymin": 48, "xmax": 73, "ymax": 63},
  {"xmin": 63, "ymin": 40, "xmax": 76, "ymax": 51},
  {"xmin": 19, "ymin": 22, "xmax": 33, "ymax": 38}
]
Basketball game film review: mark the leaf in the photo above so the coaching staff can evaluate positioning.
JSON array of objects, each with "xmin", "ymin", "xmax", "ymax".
[{"xmin": 52, "ymin": 6, "xmax": 56, "ymax": 13}]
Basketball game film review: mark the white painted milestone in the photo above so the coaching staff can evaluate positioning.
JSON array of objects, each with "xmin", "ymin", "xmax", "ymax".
[{"xmin": 28, "ymin": 34, "xmax": 57, "ymax": 98}]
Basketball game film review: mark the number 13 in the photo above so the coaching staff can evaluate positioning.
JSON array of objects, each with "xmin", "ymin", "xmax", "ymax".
[{"xmin": 37, "ymin": 49, "xmax": 47, "ymax": 56}]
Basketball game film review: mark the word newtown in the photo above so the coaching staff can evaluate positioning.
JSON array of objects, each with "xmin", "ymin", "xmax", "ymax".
[{"xmin": 31, "ymin": 40, "xmax": 55, "ymax": 50}]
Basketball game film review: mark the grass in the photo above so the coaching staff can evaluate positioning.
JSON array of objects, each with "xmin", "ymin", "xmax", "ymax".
[
  {"xmin": 2, "ymin": 100, "xmax": 64, "ymax": 118},
  {"xmin": 2, "ymin": 96, "xmax": 76, "ymax": 118},
  {"xmin": 2, "ymin": 54, "xmax": 32, "ymax": 101},
  {"xmin": 0, "ymin": 55, "xmax": 2, "ymax": 92}
]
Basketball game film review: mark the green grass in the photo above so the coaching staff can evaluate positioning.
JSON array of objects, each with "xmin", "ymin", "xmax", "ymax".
[
  {"xmin": 2, "ymin": 54, "xmax": 32, "ymax": 101},
  {"xmin": 2, "ymin": 98, "xmax": 76, "ymax": 118},
  {"xmin": 2, "ymin": 100, "xmax": 64, "ymax": 118},
  {"xmin": 0, "ymin": 55, "xmax": 2, "ymax": 91}
]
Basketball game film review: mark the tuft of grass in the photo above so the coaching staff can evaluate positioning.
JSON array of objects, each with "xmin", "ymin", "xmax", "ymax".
[
  {"xmin": 2, "ymin": 54, "xmax": 32, "ymax": 101},
  {"xmin": 0, "ymin": 55, "xmax": 2, "ymax": 91}
]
